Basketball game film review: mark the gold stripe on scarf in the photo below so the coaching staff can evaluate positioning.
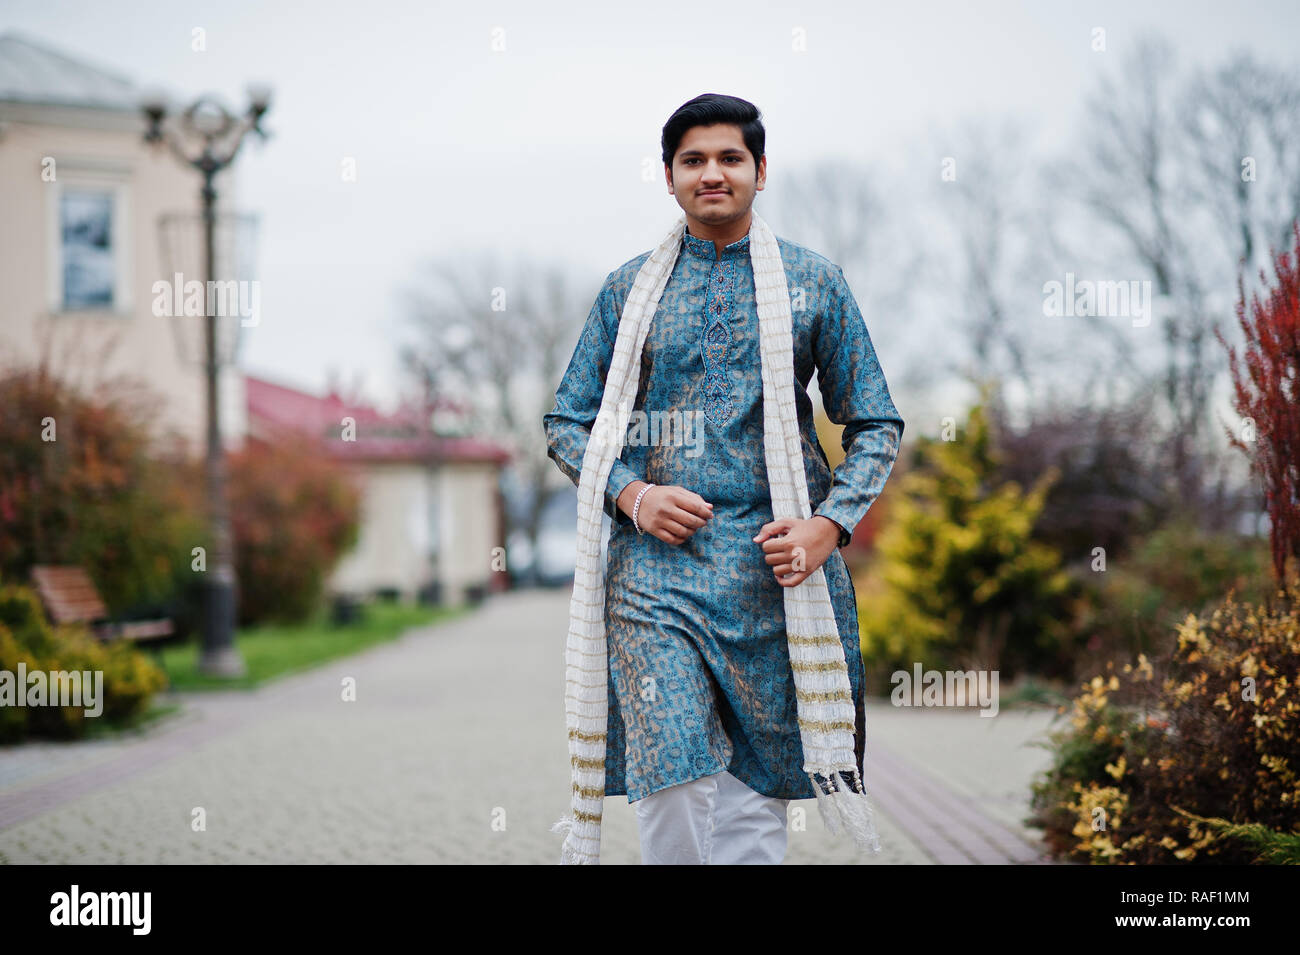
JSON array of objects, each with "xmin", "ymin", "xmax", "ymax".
[
  {"xmin": 787, "ymin": 633, "xmax": 842, "ymax": 646},
  {"xmin": 797, "ymin": 688, "xmax": 853, "ymax": 703},
  {"xmin": 798, "ymin": 717, "xmax": 857, "ymax": 734}
]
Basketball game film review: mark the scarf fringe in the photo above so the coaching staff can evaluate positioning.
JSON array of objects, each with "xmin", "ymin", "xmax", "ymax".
[
  {"xmin": 809, "ymin": 770, "xmax": 883, "ymax": 854},
  {"xmin": 551, "ymin": 816, "xmax": 600, "ymax": 865}
]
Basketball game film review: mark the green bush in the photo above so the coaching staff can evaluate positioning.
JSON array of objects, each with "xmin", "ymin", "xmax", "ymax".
[
  {"xmin": 0, "ymin": 581, "xmax": 167, "ymax": 742},
  {"xmin": 1069, "ymin": 515, "xmax": 1272, "ymax": 678},
  {"xmin": 857, "ymin": 395, "xmax": 1083, "ymax": 686},
  {"xmin": 1028, "ymin": 575, "xmax": 1300, "ymax": 864}
]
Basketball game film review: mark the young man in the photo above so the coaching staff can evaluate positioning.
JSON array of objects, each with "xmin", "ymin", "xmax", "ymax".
[{"xmin": 544, "ymin": 93, "xmax": 904, "ymax": 864}]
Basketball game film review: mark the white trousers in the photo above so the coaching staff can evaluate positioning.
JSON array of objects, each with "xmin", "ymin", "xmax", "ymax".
[{"xmin": 634, "ymin": 770, "xmax": 791, "ymax": 864}]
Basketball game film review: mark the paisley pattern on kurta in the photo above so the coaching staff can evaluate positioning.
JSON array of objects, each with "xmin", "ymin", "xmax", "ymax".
[{"xmin": 543, "ymin": 226, "xmax": 904, "ymax": 801}]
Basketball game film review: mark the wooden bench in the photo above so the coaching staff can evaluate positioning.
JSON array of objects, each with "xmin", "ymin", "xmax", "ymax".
[{"xmin": 29, "ymin": 565, "xmax": 175, "ymax": 644}]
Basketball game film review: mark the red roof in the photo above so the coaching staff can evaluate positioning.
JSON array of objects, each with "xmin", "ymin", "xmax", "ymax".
[{"xmin": 245, "ymin": 374, "xmax": 511, "ymax": 465}]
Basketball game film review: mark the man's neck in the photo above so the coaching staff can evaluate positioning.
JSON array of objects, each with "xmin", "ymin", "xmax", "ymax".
[{"xmin": 686, "ymin": 213, "xmax": 752, "ymax": 257}]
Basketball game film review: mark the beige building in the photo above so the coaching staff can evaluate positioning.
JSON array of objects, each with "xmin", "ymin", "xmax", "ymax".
[
  {"xmin": 246, "ymin": 375, "xmax": 512, "ymax": 606},
  {"xmin": 0, "ymin": 31, "xmax": 246, "ymax": 454},
  {"xmin": 1, "ymin": 32, "xmax": 512, "ymax": 608}
]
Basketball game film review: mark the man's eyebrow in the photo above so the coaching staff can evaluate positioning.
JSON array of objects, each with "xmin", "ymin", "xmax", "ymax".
[{"xmin": 677, "ymin": 147, "xmax": 747, "ymax": 157}]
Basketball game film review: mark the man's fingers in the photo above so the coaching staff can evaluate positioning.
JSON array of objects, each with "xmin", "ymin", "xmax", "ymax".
[
  {"xmin": 660, "ymin": 517, "xmax": 692, "ymax": 539},
  {"xmin": 642, "ymin": 486, "xmax": 713, "ymax": 544},
  {"xmin": 761, "ymin": 535, "xmax": 797, "ymax": 554},
  {"xmin": 671, "ymin": 506, "xmax": 709, "ymax": 530},
  {"xmin": 680, "ymin": 492, "xmax": 713, "ymax": 520},
  {"xmin": 753, "ymin": 519, "xmax": 792, "ymax": 543},
  {"xmin": 769, "ymin": 560, "xmax": 810, "ymax": 584},
  {"xmin": 653, "ymin": 487, "xmax": 711, "ymax": 521},
  {"xmin": 764, "ymin": 549, "xmax": 791, "ymax": 566}
]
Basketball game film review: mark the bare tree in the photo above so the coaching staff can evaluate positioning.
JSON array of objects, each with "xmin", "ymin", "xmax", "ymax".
[
  {"xmin": 772, "ymin": 157, "xmax": 923, "ymax": 417},
  {"xmin": 1182, "ymin": 52, "xmax": 1300, "ymax": 288},
  {"xmin": 399, "ymin": 252, "xmax": 600, "ymax": 583},
  {"xmin": 1046, "ymin": 35, "xmax": 1300, "ymax": 511},
  {"xmin": 925, "ymin": 117, "xmax": 1048, "ymax": 417},
  {"xmin": 773, "ymin": 158, "xmax": 883, "ymax": 281}
]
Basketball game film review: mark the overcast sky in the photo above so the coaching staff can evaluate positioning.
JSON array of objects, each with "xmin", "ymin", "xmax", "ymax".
[{"xmin": 6, "ymin": 0, "xmax": 1298, "ymax": 413}]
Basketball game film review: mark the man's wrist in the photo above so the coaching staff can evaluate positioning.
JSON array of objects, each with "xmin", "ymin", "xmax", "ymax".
[
  {"xmin": 617, "ymin": 480, "xmax": 649, "ymax": 517},
  {"xmin": 813, "ymin": 514, "xmax": 849, "ymax": 548}
]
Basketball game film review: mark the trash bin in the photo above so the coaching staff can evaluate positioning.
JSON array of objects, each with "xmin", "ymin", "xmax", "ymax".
[{"xmin": 330, "ymin": 593, "xmax": 363, "ymax": 626}]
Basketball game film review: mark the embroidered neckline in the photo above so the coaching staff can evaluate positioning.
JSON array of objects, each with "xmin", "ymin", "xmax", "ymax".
[{"xmin": 683, "ymin": 228, "xmax": 751, "ymax": 261}]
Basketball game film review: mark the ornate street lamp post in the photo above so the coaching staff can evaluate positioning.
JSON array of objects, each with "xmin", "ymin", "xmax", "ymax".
[{"xmin": 142, "ymin": 89, "xmax": 270, "ymax": 677}]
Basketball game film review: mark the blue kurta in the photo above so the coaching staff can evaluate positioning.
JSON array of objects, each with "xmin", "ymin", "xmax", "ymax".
[{"xmin": 543, "ymin": 225, "xmax": 904, "ymax": 801}]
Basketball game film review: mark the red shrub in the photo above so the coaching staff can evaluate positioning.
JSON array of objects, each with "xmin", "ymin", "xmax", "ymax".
[
  {"xmin": 1218, "ymin": 221, "xmax": 1300, "ymax": 587},
  {"xmin": 226, "ymin": 432, "xmax": 362, "ymax": 625},
  {"xmin": 0, "ymin": 367, "xmax": 204, "ymax": 618}
]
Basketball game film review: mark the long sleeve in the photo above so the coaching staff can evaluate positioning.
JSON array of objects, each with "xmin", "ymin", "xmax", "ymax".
[
  {"xmin": 542, "ymin": 277, "xmax": 641, "ymax": 527},
  {"xmin": 811, "ymin": 265, "xmax": 905, "ymax": 547}
]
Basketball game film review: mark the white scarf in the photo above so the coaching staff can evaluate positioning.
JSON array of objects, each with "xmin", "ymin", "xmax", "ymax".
[{"xmin": 551, "ymin": 211, "xmax": 882, "ymax": 864}]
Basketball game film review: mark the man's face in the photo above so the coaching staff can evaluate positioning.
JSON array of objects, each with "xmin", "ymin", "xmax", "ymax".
[{"xmin": 666, "ymin": 123, "xmax": 766, "ymax": 229}]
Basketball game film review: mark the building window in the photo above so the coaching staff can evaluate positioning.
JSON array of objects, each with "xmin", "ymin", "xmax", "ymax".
[
  {"xmin": 60, "ymin": 189, "xmax": 116, "ymax": 309},
  {"xmin": 45, "ymin": 165, "xmax": 133, "ymax": 315}
]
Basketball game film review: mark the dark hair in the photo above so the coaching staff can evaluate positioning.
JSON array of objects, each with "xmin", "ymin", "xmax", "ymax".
[{"xmin": 661, "ymin": 93, "xmax": 765, "ymax": 168}]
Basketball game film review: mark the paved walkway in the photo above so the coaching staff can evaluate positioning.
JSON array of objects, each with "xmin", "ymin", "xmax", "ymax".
[{"xmin": 0, "ymin": 589, "xmax": 1062, "ymax": 864}]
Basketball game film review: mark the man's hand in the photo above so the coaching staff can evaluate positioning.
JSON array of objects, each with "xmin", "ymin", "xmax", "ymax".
[
  {"xmin": 617, "ymin": 481, "xmax": 713, "ymax": 545},
  {"xmin": 753, "ymin": 516, "xmax": 841, "ymax": 587}
]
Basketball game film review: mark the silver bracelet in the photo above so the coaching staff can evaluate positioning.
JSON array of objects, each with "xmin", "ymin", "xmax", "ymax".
[{"xmin": 632, "ymin": 483, "xmax": 657, "ymax": 534}]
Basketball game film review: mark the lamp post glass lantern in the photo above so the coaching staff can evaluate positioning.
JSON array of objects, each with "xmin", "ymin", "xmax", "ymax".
[
  {"xmin": 157, "ymin": 210, "xmax": 259, "ymax": 367},
  {"xmin": 143, "ymin": 89, "xmax": 270, "ymax": 678}
]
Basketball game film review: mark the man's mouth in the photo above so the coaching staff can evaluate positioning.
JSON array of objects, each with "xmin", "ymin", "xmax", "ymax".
[{"xmin": 699, "ymin": 190, "xmax": 729, "ymax": 197}]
